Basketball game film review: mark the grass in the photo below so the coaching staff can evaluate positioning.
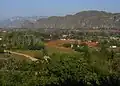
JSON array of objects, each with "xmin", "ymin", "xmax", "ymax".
[
  {"xmin": 14, "ymin": 50, "xmax": 43, "ymax": 59},
  {"xmin": 10, "ymin": 40, "xmax": 79, "ymax": 60},
  {"xmin": 0, "ymin": 54, "xmax": 9, "ymax": 62},
  {"xmin": 13, "ymin": 46, "xmax": 80, "ymax": 60},
  {"xmin": 0, "ymin": 54, "xmax": 7, "ymax": 58},
  {"xmin": 10, "ymin": 54, "xmax": 30, "ymax": 61},
  {"xmin": 46, "ymin": 46, "xmax": 77, "ymax": 54},
  {"xmin": 1, "ymin": 45, "xmax": 110, "ymax": 74},
  {"xmin": 89, "ymin": 49, "xmax": 110, "ymax": 74}
]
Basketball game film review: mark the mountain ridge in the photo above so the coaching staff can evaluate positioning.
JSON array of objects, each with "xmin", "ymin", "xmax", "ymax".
[{"xmin": 0, "ymin": 10, "xmax": 120, "ymax": 29}]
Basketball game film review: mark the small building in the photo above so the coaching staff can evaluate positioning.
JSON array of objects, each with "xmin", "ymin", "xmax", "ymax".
[
  {"xmin": 110, "ymin": 46, "xmax": 117, "ymax": 49},
  {"xmin": 0, "ymin": 38, "xmax": 2, "ymax": 40},
  {"xmin": 62, "ymin": 35, "xmax": 68, "ymax": 38},
  {"xmin": 77, "ymin": 45, "xmax": 80, "ymax": 48},
  {"xmin": 71, "ymin": 44, "xmax": 73, "ymax": 48},
  {"xmin": 2, "ymin": 31, "xmax": 7, "ymax": 33},
  {"xmin": 80, "ymin": 41, "xmax": 99, "ymax": 47},
  {"xmin": 60, "ymin": 39, "xmax": 66, "ymax": 40}
]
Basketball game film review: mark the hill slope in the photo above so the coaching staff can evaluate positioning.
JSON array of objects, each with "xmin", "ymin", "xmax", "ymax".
[
  {"xmin": 36, "ymin": 11, "xmax": 120, "ymax": 29},
  {"xmin": 1, "ymin": 11, "xmax": 120, "ymax": 29}
]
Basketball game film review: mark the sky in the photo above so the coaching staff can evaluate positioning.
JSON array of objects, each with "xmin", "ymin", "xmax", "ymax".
[{"xmin": 0, "ymin": 0, "xmax": 120, "ymax": 20}]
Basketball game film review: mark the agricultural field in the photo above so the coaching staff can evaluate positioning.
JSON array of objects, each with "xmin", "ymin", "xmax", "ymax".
[{"xmin": 45, "ymin": 40, "xmax": 76, "ymax": 53}]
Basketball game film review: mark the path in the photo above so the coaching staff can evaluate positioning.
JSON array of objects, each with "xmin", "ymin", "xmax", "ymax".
[{"xmin": 5, "ymin": 50, "xmax": 38, "ymax": 61}]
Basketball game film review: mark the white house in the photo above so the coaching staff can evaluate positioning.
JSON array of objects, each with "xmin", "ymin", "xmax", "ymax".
[
  {"xmin": 77, "ymin": 45, "xmax": 80, "ymax": 48},
  {"xmin": 2, "ymin": 31, "xmax": 7, "ymax": 33},
  {"xmin": 62, "ymin": 35, "xmax": 67, "ymax": 38},
  {"xmin": 60, "ymin": 39, "xmax": 66, "ymax": 40},
  {"xmin": 71, "ymin": 44, "xmax": 73, "ymax": 48},
  {"xmin": 110, "ymin": 46, "xmax": 117, "ymax": 49},
  {"xmin": 0, "ymin": 38, "xmax": 2, "ymax": 40}
]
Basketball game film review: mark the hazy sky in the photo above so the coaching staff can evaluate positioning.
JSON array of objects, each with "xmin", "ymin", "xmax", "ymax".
[{"xmin": 0, "ymin": 0, "xmax": 120, "ymax": 19}]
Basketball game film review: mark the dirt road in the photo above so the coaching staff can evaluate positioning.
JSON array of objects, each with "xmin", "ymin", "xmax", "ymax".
[{"xmin": 5, "ymin": 50, "xmax": 38, "ymax": 61}]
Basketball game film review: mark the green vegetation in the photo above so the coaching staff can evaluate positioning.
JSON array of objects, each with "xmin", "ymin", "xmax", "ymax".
[
  {"xmin": 28, "ymin": 41, "xmax": 45, "ymax": 50},
  {"xmin": 0, "ymin": 30, "xmax": 120, "ymax": 85},
  {"xmin": 0, "ymin": 49, "xmax": 120, "ymax": 86},
  {"xmin": 62, "ymin": 43, "xmax": 71, "ymax": 48}
]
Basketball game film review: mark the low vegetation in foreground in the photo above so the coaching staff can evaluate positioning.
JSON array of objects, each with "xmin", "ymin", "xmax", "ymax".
[{"xmin": 0, "ymin": 49, "xmax": 120, "ymax": 86}]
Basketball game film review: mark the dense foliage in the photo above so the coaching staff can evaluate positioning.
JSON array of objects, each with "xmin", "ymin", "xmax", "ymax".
[
  {"xmin": 28, "ymin": 41, "xmax": 45, "ymax": 50},
  {"xmin": 0, "ymin": 50, "xmax": 120, "ymax": 86},
  {"xmin": 0, "ymin": 30, "xmax": 120, "ymax": 85}
]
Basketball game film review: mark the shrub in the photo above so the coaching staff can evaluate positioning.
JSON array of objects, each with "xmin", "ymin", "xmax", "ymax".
[
  {"xmin": 63, "ymin": 43, "xmax": 71, "ymax": 48},
  {"xmin": 28, "ymin": 42, "xmax": 45, "ymax": 50}
]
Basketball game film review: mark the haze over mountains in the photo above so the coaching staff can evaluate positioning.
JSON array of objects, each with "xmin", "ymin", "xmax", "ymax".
[
  {"xmin": 0, "ymin": 16, "xmax": 48, "ymax": 28},
  {"xmin": 0, "ymin": 10, "xmax": 120, "ymax": 29}
]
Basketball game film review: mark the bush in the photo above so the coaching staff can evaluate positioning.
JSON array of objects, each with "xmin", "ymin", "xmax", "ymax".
[
  {"xmin": 28, "ymin": 42, "xmax": 45, "ymax": 50},
  {"xmin": 63, "ymin": 43, "xmax": 71, "ymax": 48},
  {"xmin": 0, "ymin": 51, "xmax": 120, "ymax": 85},
  {"xmin": 0, "ymin": 47, "xmax": 4, "ymax": 53},
  {"xmin": 74, "ymin": 45, "xmax": 88, "ymax": 52}
]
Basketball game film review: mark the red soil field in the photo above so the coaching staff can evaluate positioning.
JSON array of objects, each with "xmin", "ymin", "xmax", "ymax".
[
  {"xmin": 45, "ymin": 40, "xmax": 98, "ymax": 51},
  {"xmin": 45, "ymin": 40, "xmax": 75, "ymax": 51}
]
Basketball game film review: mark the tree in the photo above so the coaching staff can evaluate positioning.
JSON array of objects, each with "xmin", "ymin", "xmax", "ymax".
[
  {"xmin": 42, "ymin": 47, "xmax": 48, "ymax": 56},
  {"xmin": 28, "ymin": 41, "xmax": 45, "ymax": 50}
]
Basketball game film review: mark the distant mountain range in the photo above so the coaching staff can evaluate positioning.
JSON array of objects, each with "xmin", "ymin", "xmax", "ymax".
[
  {"xmin": 0, "ymin": 16, "xmax": 48, "ymax": 28},
  {"xmin": 0, "ymin": 10, "xmax": 120, "ymax": 29}
]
